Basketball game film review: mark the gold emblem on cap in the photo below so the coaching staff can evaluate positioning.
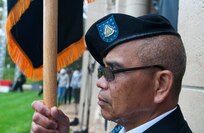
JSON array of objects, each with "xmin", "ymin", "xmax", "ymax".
[{"xmin": 104, "ymin": 25, "xmax": 114, "ymax": 37}]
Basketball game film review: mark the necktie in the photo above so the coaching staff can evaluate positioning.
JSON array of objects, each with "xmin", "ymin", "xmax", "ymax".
[{"xmin": 110, "ymin": 125, "xmax": 122, "ymax": 133}]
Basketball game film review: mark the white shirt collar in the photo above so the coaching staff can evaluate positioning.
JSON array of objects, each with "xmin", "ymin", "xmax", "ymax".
[{"xmin": 119, "ymin": 107, "xmax": 177, "ymax": 133}]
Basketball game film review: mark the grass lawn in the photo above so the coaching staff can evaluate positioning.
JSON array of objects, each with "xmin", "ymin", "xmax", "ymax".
[{"xmin": 0, "ymin": 91, "xmax": 42, "ymax": 133}]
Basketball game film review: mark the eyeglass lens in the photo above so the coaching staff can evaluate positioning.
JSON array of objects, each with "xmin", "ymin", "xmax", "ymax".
[{"xmin": 98, "ymin": 67, "xmax": 114, "ymax": 81}]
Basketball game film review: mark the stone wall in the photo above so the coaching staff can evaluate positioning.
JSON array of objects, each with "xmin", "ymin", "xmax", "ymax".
[{"xmin": 178, "ymin": 0, "xmax": 204, "ymax": 132}]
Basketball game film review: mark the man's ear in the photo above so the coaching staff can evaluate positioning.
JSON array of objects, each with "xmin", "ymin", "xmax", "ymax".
[{"xmin": 154, "ymin": 70, "xmax": 173, "ymax": 103}]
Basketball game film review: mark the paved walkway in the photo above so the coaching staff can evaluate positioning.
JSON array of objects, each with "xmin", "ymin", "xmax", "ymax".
[{"xmin": 59, "ymin": 103, "xmax": 106, "ymax": 133}]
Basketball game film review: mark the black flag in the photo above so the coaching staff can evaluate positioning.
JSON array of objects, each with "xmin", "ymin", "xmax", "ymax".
[{"xmin": 6, "ymin": 0, "xmax": 85, "ymax": 80}]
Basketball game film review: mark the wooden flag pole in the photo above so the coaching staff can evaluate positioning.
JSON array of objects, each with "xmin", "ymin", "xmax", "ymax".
[{"xmin": 43, "ymin": 0, "xmax": 58, "ymax": 108}]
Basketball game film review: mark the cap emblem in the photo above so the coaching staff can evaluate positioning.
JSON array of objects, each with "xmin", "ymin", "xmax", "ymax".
[
  {"xmin": 104, "ymin": 25, "xmax": 114, "ymax": 37},
  {"xmin": 97, "ymin": 15, "xmax": 119, "ymax": 42}
]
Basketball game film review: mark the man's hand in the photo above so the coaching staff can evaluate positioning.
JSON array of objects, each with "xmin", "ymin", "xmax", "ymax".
[{"xmin": 31, "ymin": 101, "xmax": 70, "ymax": 133}]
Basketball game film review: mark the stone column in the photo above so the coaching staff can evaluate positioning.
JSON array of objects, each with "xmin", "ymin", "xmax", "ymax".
[{"xmin": 116, "ymin": 0, "xmax": 150, "ymax": 17}]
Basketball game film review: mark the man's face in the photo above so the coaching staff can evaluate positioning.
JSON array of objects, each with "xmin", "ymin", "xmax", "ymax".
[{"xmin": 97, "ymin": 40, "xmax": 157, "ymax": 126}]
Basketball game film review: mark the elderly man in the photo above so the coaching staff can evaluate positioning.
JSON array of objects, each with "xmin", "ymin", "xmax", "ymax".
[{"xmin": 31, "ymin": 13, "xmax": 192, "ymax": 133}]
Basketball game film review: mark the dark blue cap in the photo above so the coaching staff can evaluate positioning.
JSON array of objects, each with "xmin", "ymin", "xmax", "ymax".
[{"xmin": 85, "ymin": 13, "xmax": 180, "ymax": 66}]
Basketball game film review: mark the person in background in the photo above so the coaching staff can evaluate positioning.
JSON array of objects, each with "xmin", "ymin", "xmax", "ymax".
[
  {"xmin": 70, "ymin": 67, "xmax": 82, "ymax": 115},
  {"xmin": 57, "ymin": 68, "xmax": 69, "ymax": 106},
  {"xmin": 38, "ymin": 80, "xmax": 43, "ymax": 97},
  {"xmin": 12, "ymin": 72, "xmax": 26, "ymax": 92},
  {"xmin": 30, "ymin": 13, "xmax": 192, "ymax": 133},
  {"xmin": 64, "ymin": 69, "xmax": 73, "ymax": 104}
]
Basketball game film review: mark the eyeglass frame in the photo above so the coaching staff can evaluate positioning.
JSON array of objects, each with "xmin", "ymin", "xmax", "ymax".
[{"xmin": 98, "ymin": 65, "xmax": 165, "ymax": 82}]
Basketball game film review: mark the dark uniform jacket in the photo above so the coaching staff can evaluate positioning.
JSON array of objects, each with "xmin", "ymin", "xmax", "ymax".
[
  {"xmin": 111, "ymin": 105, "xmax": 192, "ymax": 133},
  {"xmin": 144, "ymin": 105, "xmax": 192, "ymax": 133}
]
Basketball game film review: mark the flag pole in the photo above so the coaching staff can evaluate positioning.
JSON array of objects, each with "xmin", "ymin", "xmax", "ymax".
[{"xmin": 43, "ymin": 0, "xmax": 58, "ymax": 108}]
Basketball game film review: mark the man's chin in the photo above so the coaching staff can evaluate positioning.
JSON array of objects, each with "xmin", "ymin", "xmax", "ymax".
[
  {"xmin": 101, "ymin": 110, "xmax": 112, "ymax": 120},
  {"xmin": 101, "ymin": 110, "xmax": 117, "ymax": 121},
  {"xmin": 101, "ymin": 110, "xmax": 128, "ymax": 125}
]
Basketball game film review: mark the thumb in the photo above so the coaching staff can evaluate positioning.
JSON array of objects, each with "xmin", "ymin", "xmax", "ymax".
[{"xmin": 51, "ymin": 107, "xmax": 70, "ymax": 133}]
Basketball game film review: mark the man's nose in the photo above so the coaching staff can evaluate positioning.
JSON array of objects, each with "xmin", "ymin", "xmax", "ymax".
[{"xmin": 96, "ymin": 76, "xmax": 108, "ymax": 90}]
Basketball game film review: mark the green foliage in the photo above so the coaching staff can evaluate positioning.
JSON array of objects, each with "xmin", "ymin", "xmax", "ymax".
[
  {"xmin": 3, "ymin": 49, "xmax": 16, "ymax": 80},
  {"xmin": 0, "ymin": 91, "xmax": 42, "ymax": 133},
  {"xmin": 65, "ymin": 56, "xmax": 82, "ymax": 71},
  {"xmin": 3, "ymin": 67, "xmax": 15, "ymax": 80},
  {"xmin": 0, "ymin": 0, "xmax": 3, "ymax": 7},
  {"xmin": 3, "ymin": 67, "xmax": 35, "ymax": 84},
  {"xmin": 5, "ymin": 49, "xmax": 15, "ymax": 68}
]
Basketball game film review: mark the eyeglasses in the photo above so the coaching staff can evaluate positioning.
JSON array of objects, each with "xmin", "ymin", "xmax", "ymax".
[{"xmin": 98, "ymin": 65, "xmax": 165, "ymax": 82}]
